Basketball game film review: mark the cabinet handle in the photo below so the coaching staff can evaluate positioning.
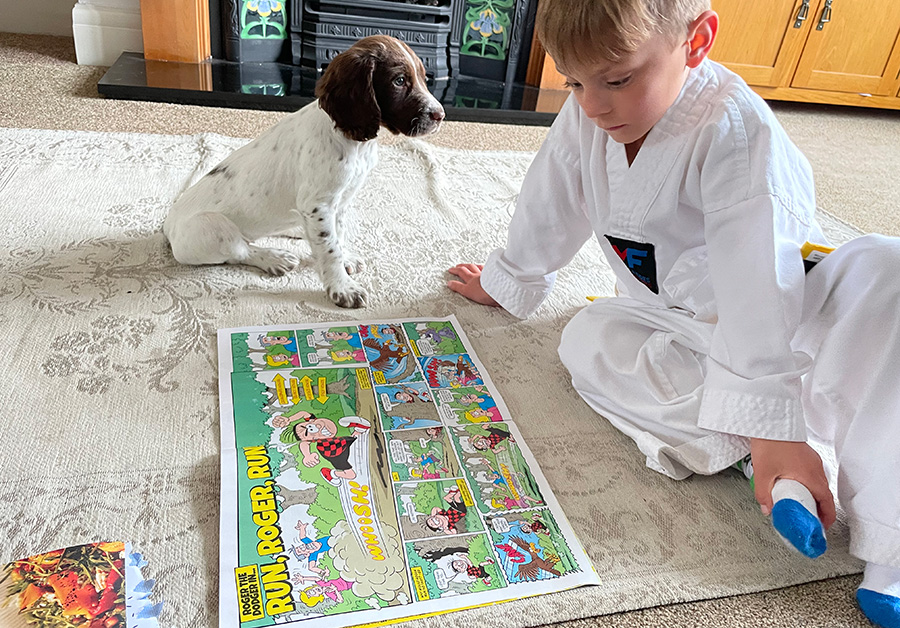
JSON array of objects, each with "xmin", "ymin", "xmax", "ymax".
[
  {"xmin": 793, "ymin": 0, "xmax": 810, "ymax": 28},
  {"xmin": 816, "ymin": 0, "xmax": 832, "ymax": 30}
]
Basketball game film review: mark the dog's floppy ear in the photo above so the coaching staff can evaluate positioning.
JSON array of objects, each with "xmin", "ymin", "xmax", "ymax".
[{"xmin": 316, "ymin": 48, "xmax": 381, "ymax": 142}]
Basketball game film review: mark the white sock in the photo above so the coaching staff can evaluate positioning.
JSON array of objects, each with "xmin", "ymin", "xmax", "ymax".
[{"xmin": 861, "ymin": 563, "xmax": 900, "ymax": 597}]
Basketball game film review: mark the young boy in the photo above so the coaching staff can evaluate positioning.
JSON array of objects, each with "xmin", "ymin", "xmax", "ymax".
[{"xmin": 448, "ymin": 1, "xmax": 900, "ymax": 625}]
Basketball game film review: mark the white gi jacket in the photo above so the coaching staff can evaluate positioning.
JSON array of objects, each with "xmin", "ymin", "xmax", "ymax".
[{"xmin": 481, "ymin": 59, "xmax": 828, "ymax": 444}]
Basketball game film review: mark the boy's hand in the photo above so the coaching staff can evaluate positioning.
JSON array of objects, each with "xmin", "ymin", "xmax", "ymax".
[
  {"xmin": 749, "ymin": 438, "xmax": 836, "ymax": 530},
  {"xmin": 447, "ymin": 264, "xmax": 500, "ymax": 307}
]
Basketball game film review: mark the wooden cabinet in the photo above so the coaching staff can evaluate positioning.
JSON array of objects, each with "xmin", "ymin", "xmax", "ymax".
[
  {"xmin": 712, "ymin": 0, "xmax": 900, "ymax": 108},
  {"xmin": 708, "ymin": 0, "xmax": 809, "ymax": 87},
  {"xmin": 788, "ymin": 0, "xmax": 900, "ymax": 96},
  {"xmin": 526, "ymin": 0, "xmax": 900, "ymax": 111}
]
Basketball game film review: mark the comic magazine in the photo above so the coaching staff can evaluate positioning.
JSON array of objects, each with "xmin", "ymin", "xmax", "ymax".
[{"xmin": 217, "ymin": 315, "xmax": 599, "ymax": 627}]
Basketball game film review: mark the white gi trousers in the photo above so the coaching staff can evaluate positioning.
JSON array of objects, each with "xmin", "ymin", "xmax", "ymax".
[{"xmin": 558, "ymin": 234, "xmax": 900, "ymax": 567}]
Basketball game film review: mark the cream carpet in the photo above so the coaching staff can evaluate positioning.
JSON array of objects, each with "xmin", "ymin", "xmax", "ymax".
[{"xmin": 3, "ymin": 32, "xmax": 900, "ymax": 628}]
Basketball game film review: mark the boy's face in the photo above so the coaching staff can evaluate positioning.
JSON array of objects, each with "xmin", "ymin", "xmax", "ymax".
[{"xmin": 559, "ymin": 32, "xmax": 691, "ymax": 146}]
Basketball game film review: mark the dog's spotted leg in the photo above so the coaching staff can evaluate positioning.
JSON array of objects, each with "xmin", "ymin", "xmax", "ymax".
[
  {"xmin": 304, "ymin": 204, "xmax": 367, "ymax": 308},
  {"xmin": 333, "ymin": 206, "xmax": 366, "ymax": 275},
  {"xmin": 241, "ymin": 244, "xmax": 300, "ymax": 276}
]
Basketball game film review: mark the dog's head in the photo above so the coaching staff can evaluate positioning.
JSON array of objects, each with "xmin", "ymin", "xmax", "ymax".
[{"xmin": 315, "ymin": 35, "xmax": 446, "ymax": 142}]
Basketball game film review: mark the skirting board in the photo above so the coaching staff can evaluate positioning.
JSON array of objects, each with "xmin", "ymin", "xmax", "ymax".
[{"xmin": 72, "ymin": 3, "xmax": 144, "ymax": 67}]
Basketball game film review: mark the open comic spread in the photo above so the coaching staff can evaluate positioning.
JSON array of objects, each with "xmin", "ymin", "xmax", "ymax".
[{"xmin": 217, "ymin": 315, "xmax": 599, "ymax": 627}]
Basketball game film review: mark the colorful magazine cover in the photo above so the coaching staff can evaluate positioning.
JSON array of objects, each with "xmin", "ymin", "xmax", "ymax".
[
  {"xmin": 218, "ymin": 315, "xmax": 599, "ymax": 627},
  {"xmin": 0, "ymin": 541, "xmax": 162, "ymax": 628}
]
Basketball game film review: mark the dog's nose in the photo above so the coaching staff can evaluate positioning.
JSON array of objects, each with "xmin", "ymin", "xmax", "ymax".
[{"xmin": 430, "ymin": 107, "xmax": 445, "ymax": 122}]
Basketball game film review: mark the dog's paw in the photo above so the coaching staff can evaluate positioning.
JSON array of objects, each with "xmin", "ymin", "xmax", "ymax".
[
  {"xmin": 327, "ymin": 280, "xmax": 368, "ymax": 308},
  {"xmin": 248, "ymin": 248, "xmax": 300, "ymax": 276},
  {"xmin": 343, "ymin": 253, "xmax": 367, "ymax": 276}
]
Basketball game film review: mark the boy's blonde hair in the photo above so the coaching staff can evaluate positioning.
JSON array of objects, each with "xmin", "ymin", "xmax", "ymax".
[{"xmin": 537, "ymin": 0, "xmax": 710, "ymax": 69}]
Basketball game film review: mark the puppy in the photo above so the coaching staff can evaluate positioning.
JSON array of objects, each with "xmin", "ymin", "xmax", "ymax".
[{"xmin": 163, "ymin": 35, "xmax": 445, "ymax": 308}]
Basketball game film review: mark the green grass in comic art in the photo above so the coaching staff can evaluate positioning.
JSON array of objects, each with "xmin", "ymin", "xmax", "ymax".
[
  {"xmin": 449, "ymin": 423, "xmax": 546, "ymax": 514},
  {"xmin": 393, "ymin": 479, "xmax": 484, "ymax": 539},
  {"xmin": 293, "ymin": 325, "xmax": 367, "ymax": 368},
  {"xmin": 384, "ymin": 426, "xmax": 460, "ymax": 481},
  {"xmin": 433, "ymin": 385, "xmax": 504, "ymax": 424},
  {"xmin": 375, "ymin": 381, "xmax": 441, "ymax": 430},
  {"xmin": 405, "ymin": 534, "xmax": 507, "ymax": 601},
  {"xmin": 231, "ymin": 330, "xmax": 301, "ymax": 371},
  {"xmin": 402, "ymin": 321, "xmax": 466, "ymax": 357},
  {"xmin": 230, "ymin": 365, "xmax": 412, "ymax": 626},
  {"xmin": 484, "ymin": 509, "xmax": 581, "ymax": 584}
]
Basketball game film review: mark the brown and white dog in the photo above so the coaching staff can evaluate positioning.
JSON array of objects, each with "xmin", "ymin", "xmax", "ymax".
[{"xmin": 163, "ymin": 35, "xmax": 445, "ymax": 308}]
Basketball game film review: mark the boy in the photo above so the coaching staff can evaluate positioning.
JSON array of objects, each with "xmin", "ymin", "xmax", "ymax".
[{"xmin": 448, "ymin": 1, "xmax": 900, "ymax": 625}]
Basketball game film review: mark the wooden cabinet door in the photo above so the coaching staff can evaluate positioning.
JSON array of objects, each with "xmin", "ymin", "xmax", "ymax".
[
  {"xmin": 791, "ymin": 0, "xmax": 900, "ymax": 95},
  {"xmin": 709, "ymin": 0, "xmax": 813, "ymax": 87}
]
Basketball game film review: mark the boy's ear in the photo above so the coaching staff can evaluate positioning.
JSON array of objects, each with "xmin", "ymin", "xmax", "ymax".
[{"xmin": 685, "ymin": 10, "xmax": 718, "ymax": 69}]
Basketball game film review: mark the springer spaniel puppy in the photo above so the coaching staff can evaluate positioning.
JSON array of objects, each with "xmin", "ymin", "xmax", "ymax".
[{"xmin": 163, "ymin": 35, "xmax": 445, "ymax": 308}]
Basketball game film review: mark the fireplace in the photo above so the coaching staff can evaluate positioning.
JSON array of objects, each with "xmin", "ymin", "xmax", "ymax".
[
  {"xmin": 291, "ymin": 0, "xmax": 465, "ymax": 81},
  {"xmin": 97, "ymin": 0, "xmax": 565, "ymax": 125}
]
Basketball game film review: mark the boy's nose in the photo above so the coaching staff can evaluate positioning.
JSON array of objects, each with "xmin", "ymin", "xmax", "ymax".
[{"xmin": 578, "ymin": 90, "xmax": 613, "ymax": 121}]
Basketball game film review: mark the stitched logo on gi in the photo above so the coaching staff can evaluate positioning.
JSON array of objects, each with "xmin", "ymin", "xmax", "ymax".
[{"xmin": 605, "ymin": 235, "xmax": 659, "ymax": 294}]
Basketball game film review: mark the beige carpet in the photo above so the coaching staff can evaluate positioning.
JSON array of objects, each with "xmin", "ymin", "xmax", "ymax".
[{"xmin": 2, "ymin": 32, "xmax": 899, "ymax": 628}]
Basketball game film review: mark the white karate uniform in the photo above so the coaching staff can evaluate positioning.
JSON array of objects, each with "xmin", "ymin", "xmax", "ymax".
[{"xmin": 481, "ymin": 59, "xmax": 900, "ymax": 567}]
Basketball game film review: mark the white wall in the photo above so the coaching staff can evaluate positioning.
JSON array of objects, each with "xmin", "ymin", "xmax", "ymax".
[
  {"xmin": 0, "ymin": 0, "xmax": 140, "ymax": 36},
  {"xmin": 0, "ymin": 0, "xmax": 77, "ymax": 35}
]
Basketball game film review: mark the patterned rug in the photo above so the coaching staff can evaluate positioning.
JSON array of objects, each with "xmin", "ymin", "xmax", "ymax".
[{"xmin": 0, "ymin": 127, "xmax": 864, "ymax": 628}]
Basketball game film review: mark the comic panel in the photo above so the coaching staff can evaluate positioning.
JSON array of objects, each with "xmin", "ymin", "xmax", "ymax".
[
  {"xmin": 384, "ymin": 426, "xmax": 461, "ymax": 482},
  {"xmin": 433, "ymin": 386, "xmax": 505, "ymax": 425},
  {"xmin": 402, "ymin": 321, "xmax": 466, "ymax": 357},
  {"xmin": 419, "ymin": 354, "xmax": 484, "ymax": 389},
  {"xmin": 229, "ymin": 367, "xmax": 413, "ymax": 624},
  {"xmin": 229, "ymin": 329, "xmax": 301, "ymax": 371},
  {"xmin": 375, "ymin": 382, "xmax": 441, "ymax": 431},
  {"xmin": 484, "ymin": 510, "xmax": 583, "ymax": 584},
  {"xmin": 294, "ymin": 325, "xmax": 367, "ymax": 368},
  {"xmin": 393, "ymin": 480, "xmax": 484, "ymax": 540},
  {"xmin": 405, "ymin": 534, "xmax": 507, "ymax": 601},
  {"xmin": 449, "ymin": 424, "xmax": 546, "ymax": 514},
  {"xmin": 360, "ymin": 323, "xmax": 423, "ymax": 385}
]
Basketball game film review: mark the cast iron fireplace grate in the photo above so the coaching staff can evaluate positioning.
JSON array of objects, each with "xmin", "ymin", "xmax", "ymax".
[{"xmin": 291, "ymin": 0, "xmax": 465, "ymax": 80}]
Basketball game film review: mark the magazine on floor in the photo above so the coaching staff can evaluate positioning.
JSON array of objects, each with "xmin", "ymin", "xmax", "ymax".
[{"xmin": 217, "ymin": 315, "xmax": 599, "ymax": 627}]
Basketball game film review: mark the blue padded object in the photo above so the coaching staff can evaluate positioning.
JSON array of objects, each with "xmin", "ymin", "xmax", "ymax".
[
  {"xmin": 857, "ymin": 589, "xmax": 900, "ymax": 628},
  {"xmin": 771, "ymin": 498, "xmax": 827, "ymax": 559}
]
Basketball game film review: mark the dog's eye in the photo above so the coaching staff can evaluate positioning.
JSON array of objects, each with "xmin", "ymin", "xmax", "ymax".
[{"xmin": 393, "ymin": 76, "xmax": 406, "ymax": 87}]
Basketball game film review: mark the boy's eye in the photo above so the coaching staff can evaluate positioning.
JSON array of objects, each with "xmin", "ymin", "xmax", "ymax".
[
  {"xmin": 607, "ymin": 76, "xmax": 632, "ymax": 88},
  {"xmin": 562, "ymin": 81, "xmax": 581, "ymax": 90}
]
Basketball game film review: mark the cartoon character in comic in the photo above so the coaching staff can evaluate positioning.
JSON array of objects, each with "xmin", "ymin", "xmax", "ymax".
[
  {"xmin": 423, "ymin": 355, "xmax": 481, "ymax": 389},
  {"xmin": 424, "ymin": 486, "xmax": 468, "ymax": 535},
  {"xmin": 519, "ymin": 512, "xmax": 550, "ymax": 536},
  {"xmin": 260, "ymin": 333, "xmax": 297, "ymax": 351},
  {"xmin": 274, "ymin": 411, "xmax": 371, "ymax": 485},
  {"xmin": 259, "ymin": 333, "xmax": 301, "ymax": 367},
  {"xmin": 319, "ymin": 329, "xmax": 366, "ymax": 363},
  {"xmin": 362, "ymin": 325, "xmax": 414, "ymax": 381},
  {"xmin": 378, "ymin": 383, "xmax": 440, "ymax": 430},
  {"xmin": 505, "ymin": 536, "xmax": 561, "ymax": 581},
  {"xmin": 489, "ymin": 489, "xmax": 542, "ymax": 510},
  {"xmin": 409, "ymin": 427, "xmax": 449, "ymax": 478},
  {"xmin": 421, "ymin": 547, "xmax": 495, "ymax": 587},
  {"xmin": 471, "ymin": 426, "xmax": 514, "ymax": 453},
  {"xmin": 419, "ymin": 326, "xmax": 457, "ymax": 344},
  {"xmin": 293, "ymin": 574, "xmax": 354, "ymax": 605},
  {"xmin": 290, "ymin": 521, "xmax": 331, "ymax": 575}
]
